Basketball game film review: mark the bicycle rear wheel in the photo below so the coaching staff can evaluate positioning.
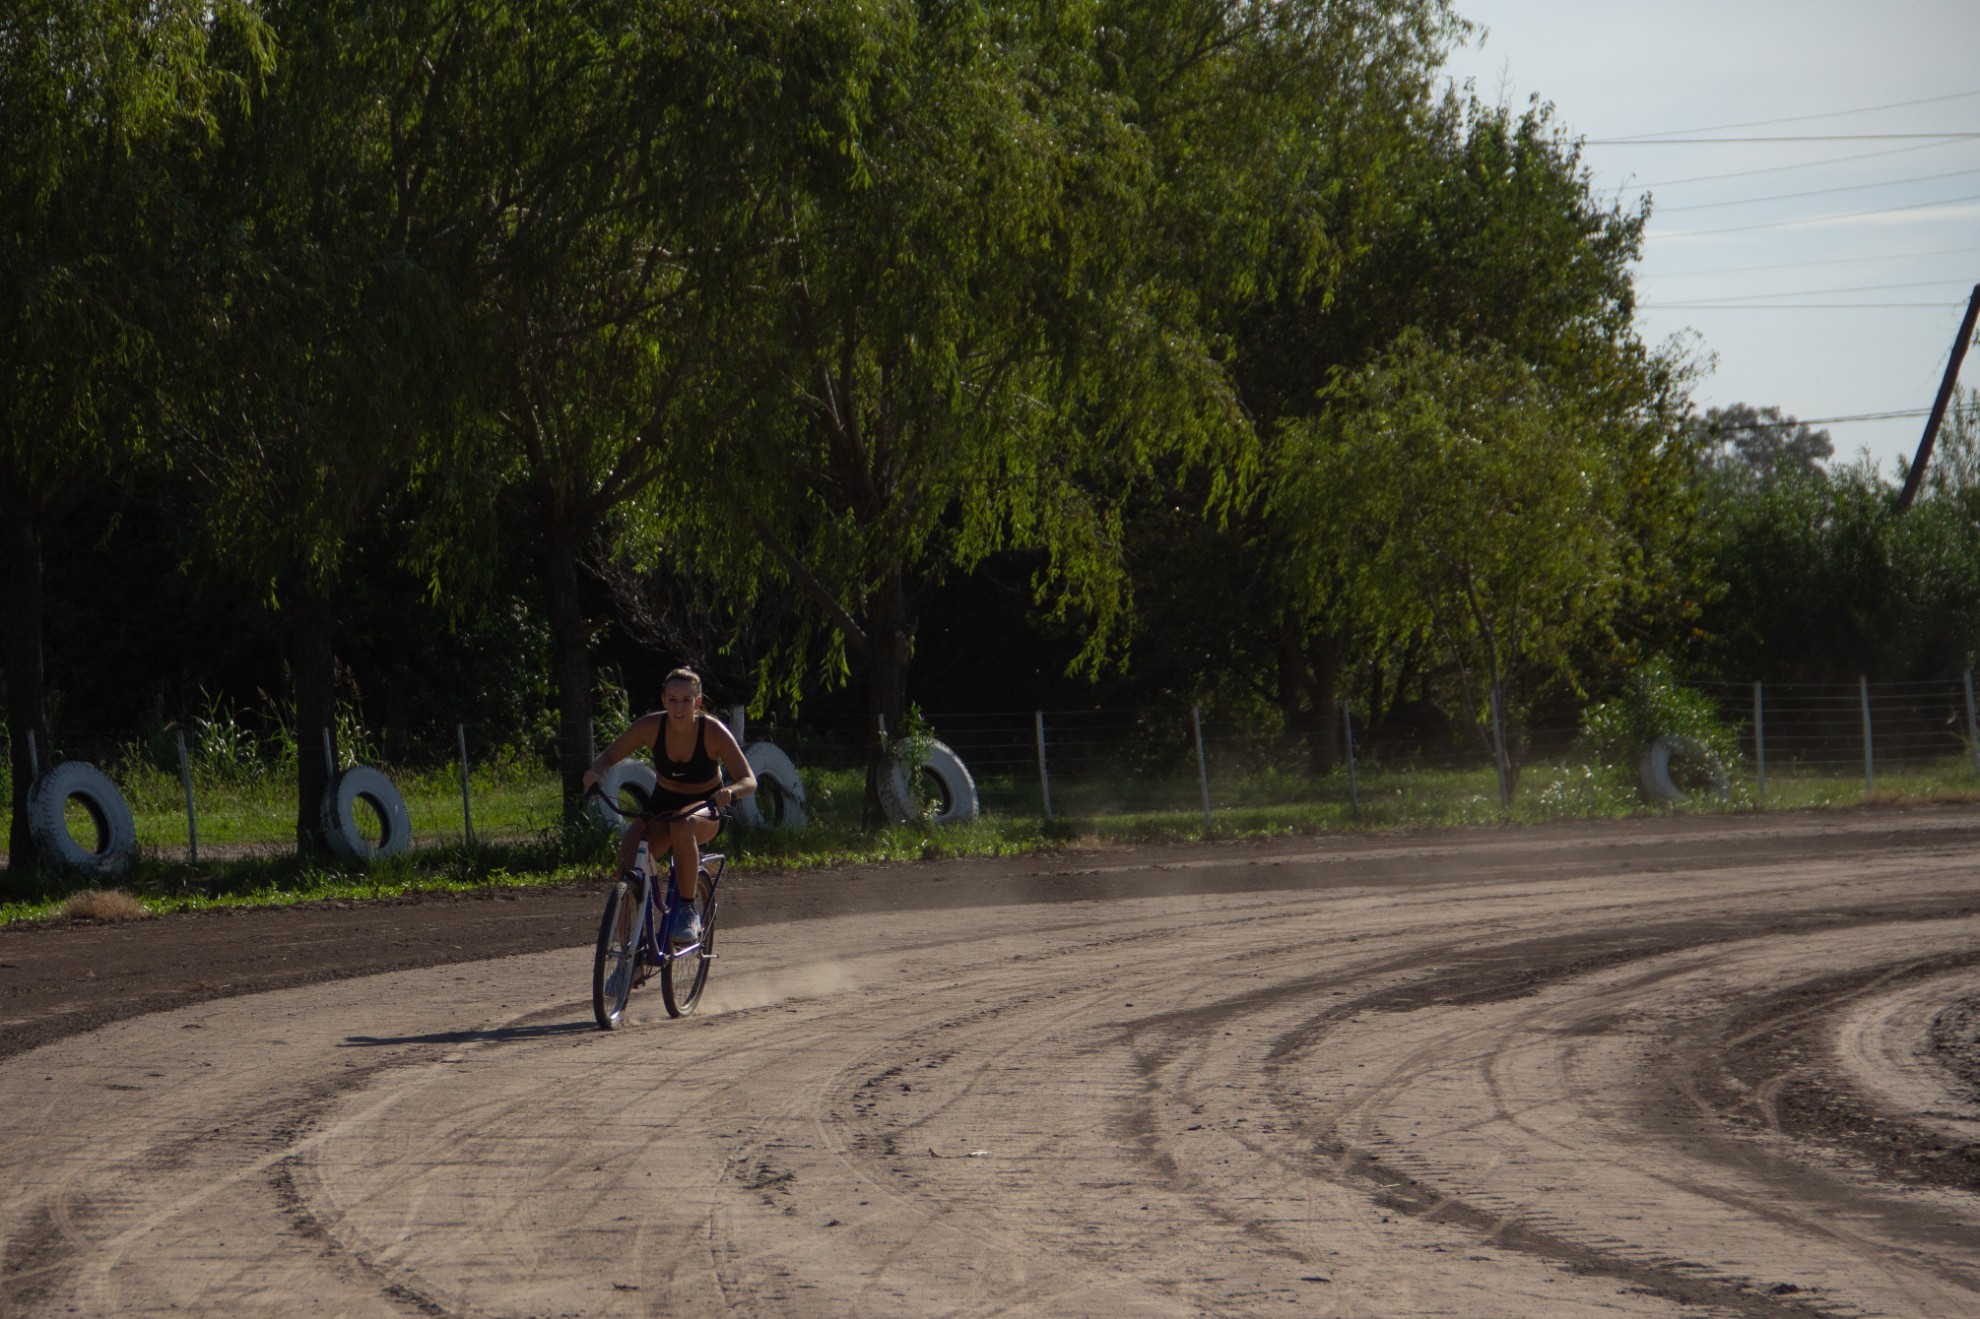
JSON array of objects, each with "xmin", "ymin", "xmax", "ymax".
[
  {"xmin": 593, "ymin": 876, "xmax": 645, "ymax": 1029},
  {"xmin": 661, "ymin": 869, "xmax": 715, "ymax": 1017}
]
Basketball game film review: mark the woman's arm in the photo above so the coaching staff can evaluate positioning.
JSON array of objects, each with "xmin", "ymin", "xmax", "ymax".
[
  {"xmin": 705, "ymin": 717, "xmax": 757, "ymax": 807},
  {"xmin": 581, "ymin": 713, "xmax": 661, "ymax": 792}
]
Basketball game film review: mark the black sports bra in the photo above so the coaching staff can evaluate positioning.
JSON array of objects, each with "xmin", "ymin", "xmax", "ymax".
[{"xmin": 656, "ymin": 712, "xmax": 719, "ymax": 783}]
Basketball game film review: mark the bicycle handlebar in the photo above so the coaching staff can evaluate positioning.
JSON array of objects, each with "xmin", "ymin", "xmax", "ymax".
[{"xmin": 583, "ymin": 784, "xmax": 735, "ymax": 824}]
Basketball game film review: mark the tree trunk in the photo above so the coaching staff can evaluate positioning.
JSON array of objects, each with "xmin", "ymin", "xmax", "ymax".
[
  {"xmin": 290, "ymin": 580, "xmax": 336, "ymax": 858},
  {"xmin": 861, "ymin": 566, "xmax": 911, "ymax": 828},
  {"xmin": 382, "ymin": 662, "xmax": 410, "ymax": 765},
  {"xmin": 544, "ymin": 530, "xmax": 594, "ymax": 822},
  {"xmin": 1304, "ymin": 633, "xmax": 1343, "ymax": 775},
  {"xmin": 4, "ymin": 516, "xmax": 48, "ymax": 886},
  {"xmin": 1277, "ymin": 619, "xmax": 1306, "ymax": 749}
]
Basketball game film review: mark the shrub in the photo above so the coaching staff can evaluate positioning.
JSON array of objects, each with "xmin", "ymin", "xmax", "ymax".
[{"xmin": 1581, "ymin": 660, "xmax": 1744, "ymax": 804}]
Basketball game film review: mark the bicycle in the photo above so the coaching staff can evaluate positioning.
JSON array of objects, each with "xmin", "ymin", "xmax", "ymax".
[{"xmin": 586, "ymin": 789, "xmax": 731, "ymax": 1029}]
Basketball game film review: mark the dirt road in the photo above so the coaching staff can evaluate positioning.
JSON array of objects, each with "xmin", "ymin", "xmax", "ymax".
[{"xmin": 4, "ymin": 809, "xmax": 1980, "ymax": 1316}]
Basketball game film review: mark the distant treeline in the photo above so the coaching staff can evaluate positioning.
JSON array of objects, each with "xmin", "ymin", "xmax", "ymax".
[{"xmin": 6, "ymin": 0, "xmax": 1978, "ymax": 878}]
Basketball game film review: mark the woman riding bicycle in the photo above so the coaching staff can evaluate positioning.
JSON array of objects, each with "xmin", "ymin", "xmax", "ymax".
[{"xmin": 582, "ymin": 667, "xmax": 756, "ymax": 945}]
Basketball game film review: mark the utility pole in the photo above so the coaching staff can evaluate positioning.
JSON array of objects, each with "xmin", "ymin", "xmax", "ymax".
[{"xmin": 1896, "ymin": 282, "xmax": 1980, "ymax": 512}]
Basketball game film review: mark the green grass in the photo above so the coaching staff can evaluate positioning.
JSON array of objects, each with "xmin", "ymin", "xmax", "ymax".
[
  {"xmin": 6, "ymin": 755, "xmax": 1979, "ymax": 927},
  {"xmin": 106, "ymin": 756, "xmax": 558, "ymax": 852}
]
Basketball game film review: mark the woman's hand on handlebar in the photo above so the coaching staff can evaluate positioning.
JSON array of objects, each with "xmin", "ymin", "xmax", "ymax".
[{"xmin": 584, "ymin": 787, "xmax": 730, "ymax": 823}]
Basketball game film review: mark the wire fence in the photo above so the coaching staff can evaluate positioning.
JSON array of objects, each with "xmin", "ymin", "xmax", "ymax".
[
  {"xmin": 1692, "ymin": 676, "xmax": 1980, "ymax": 787},
  {"xmin": 6, "ymin": 672, "xmax": 1980, "ymax": 865}
]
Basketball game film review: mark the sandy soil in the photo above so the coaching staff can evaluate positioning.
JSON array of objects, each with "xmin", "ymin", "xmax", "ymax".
[{"xmin": 3, "ymin": 807, "xmax": 1980, "ymax": 1316}]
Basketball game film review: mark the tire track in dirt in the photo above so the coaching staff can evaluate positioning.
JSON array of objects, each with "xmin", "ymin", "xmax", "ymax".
[{"xmin": 4, "ymin": 814, "xmax": 1980, "ymax": 1316}]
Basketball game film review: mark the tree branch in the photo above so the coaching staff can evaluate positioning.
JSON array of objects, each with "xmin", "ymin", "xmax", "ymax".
[{"xmin": 748, "ymin": 514, "xmax": 869, "ymax": 655}]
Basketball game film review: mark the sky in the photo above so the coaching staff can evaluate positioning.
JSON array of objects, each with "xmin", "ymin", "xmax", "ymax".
[{"xmin": 1437, "ymin": 0, "xmax": 1980, "ymax": 476}]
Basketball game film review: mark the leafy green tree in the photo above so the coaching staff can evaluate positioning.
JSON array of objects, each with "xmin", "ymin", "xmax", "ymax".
[
  {"xmin": 1274, "ymin": 331, "xmax": 1665, "ymax": 784},
  {"xmin": 1247, "ymin": 96, "xmax": 1693, "ymax": 761},
  {"xmin": 714, "ymin": 0, "xmax": 1244, "ymax": 821},
  {"xmin": 1685, "ymin": 403, "xmax": 1833, "ymax": 486},
  {"xmin": 448, "ymin": 0, "xmax": 803, "ymax": 814},
  {"xmin": 1095, "ymin": 0, "xmax": 1472, "ymax": 751},
  {"xmin": 1691, "ymin": 408, "xmax": 1980, "ymax": 685},
  {"xmin": 0, "ymin": 0, "xmax": 267, "ymax": 881},
  {"xmin": 179, "ymin": 0, "xmax": 478, "ymax": 853}
]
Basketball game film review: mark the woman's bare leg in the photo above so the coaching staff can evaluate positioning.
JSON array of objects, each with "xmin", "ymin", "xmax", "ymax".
[
  {"xmin": 614, "ymin": 818, "xmax": 652, "ymax": 875},
  {"xmin": 663, "ymin": 813, "xmax": 723, "ymax": 899}
]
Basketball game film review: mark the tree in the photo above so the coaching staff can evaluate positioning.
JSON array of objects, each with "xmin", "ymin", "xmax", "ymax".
[
  {"xmin": 1246, "ymin": 95, "xmax": 1693, "ymax": 761},
  {"xmin": 0, "ymin": 0, "xmax": 267, "ymax": 882},
  {"xmin": 1685, "ymin": 403, "xmax": 1833, "ymax": 487},
  {"xmin": 1098, "ymin": 0, "xmax": 1473, "ymax": 754},
  {"xmin": 1690, "ymin": 395, "xmax": 1980, "ymax": 686},
  {"xmin": 448, "ymin": 0, "xmax": 803, "ymax": 815},
  {"xmin": 714, "ymin": 0, "xmax": 1245, "ymax": 821},
  {"xmin": 179, "ymin": 0, "xmax": 477, "ymax": 853},
  {"xmin": 1274, "ymin": 331, "xmax": 1666, "ymax": 784}
]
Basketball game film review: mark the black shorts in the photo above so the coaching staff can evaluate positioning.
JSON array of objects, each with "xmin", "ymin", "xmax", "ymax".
[{"xmin": 645, "ymin": 784, "xmax": 716, "ymax": 816}]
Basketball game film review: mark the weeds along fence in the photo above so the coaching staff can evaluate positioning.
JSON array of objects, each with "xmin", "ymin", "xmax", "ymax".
[
  {"xmin": 5, "ymin": 673, "xmax": 1980, "ymax": 865},
  {"xmin": 1693, "ymin": 677, "xmax": 1980, "ymax": 795}
]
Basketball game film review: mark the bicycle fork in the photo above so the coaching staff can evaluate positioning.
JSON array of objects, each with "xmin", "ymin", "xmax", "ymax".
[{"xmin": 639, "ymin": 851, "xmax": 695, "ymax": 964}]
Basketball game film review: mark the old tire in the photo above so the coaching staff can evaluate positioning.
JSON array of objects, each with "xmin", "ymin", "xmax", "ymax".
[
  {"xmin": 1639, "ymin": 734, "xmax": 1729, "ymax": 804},
  {"xmin": 735, "ymin": 741, "xmax": 808, "ymax": 829},
  {"xmin": 320, "ymin": 765, "xmax": 413, "ymax": 862},
  {"xmin": 590, "ymin": 760, "xmax": 656, "ymax": 835},
  {"xmin": 878, "ymin": 738, "xmax": 979, "ymax": 826},
  {"xmin": 26, "ymin": 762, "xmax": 136, "ymax": 878}
]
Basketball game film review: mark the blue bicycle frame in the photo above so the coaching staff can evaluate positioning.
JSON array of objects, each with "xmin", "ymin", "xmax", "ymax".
[{"xmin": 589, "ymin": 790, "xmax": 730, "ymax": 1028}]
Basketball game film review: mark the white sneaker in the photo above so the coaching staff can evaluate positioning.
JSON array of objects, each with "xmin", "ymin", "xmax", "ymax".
[{"xmin": 669, "ymin": 900, "xmax": 703, "ymax": 947}]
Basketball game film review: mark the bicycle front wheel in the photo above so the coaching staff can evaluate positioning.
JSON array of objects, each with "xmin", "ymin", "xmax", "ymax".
[
  {"xmin": 661, "ymin": 870, "xmax": 714, "ymax": 1018},
  {"xmin": 593, "ymin": 877, "xmax": 644, "ymax": 1029}
]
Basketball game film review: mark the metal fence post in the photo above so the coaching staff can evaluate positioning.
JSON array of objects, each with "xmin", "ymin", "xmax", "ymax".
[
  {"xmin": 322, "ymin": 727, "xmax": 335, "ymax": 779},
  {"xmin": 457, "ymin": 723, "xmax": 476, "ymax": 848},
  {"xmin": 176, "ymin": 730, "xmax": 199, "ymax": 867},
  {"xmin": 1191, "ymin": 706, "xmax": 1213, "ymax": 837},
  {"xmin": 1752, "ymin": 681, "xmax": 1767, "ymax": 801},
  {"xmin": 730, "ymin": 705, "xmax": 746, "ymax": 742},
  {"xmin": 1034, "ymin": 711, "xmax": 1053, "ymax": 823},
  {"xmin": 26, "ymin": 729, "xmax": 39, "ymax": 780},
  {"xmin": 1341, "ymin": 701, "xmax": 1360, "ymax": 821},
  {"xmin": 1965, "ymin": 670, "xmax": 1978, "ymax": 777},
  {"xmin": 1860, "ymin": 676, "xmax": 1875, "ymax": 792},
  {"xmin": 1489, "ymin": 686, "xmax": 1511, "ymax": 811}
]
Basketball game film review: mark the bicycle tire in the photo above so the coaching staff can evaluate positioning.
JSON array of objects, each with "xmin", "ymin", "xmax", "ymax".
[
  {"xmin": 661, "ymin": 869, "xmax": 715, "ymax": 1017},
  {"xmin": 592, "ymin": 877, "xmax": 644, "ymax": 1029}
]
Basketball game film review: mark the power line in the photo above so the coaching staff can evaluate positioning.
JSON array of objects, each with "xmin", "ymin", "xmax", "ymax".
[
  {"xmin": 1655, "ymin": 191, "xmax": 1980, "ymax": 238},
  {"xmin": 1729, "ymin": 407, "xmax": 1978, "ymax": 428},
  {"xmin": 1614, "ymin": 88, "xmax": 1980, "ymax": 140},
  {"xmin": 1635, "ymin": 139, "xmax": 1978, "ymax": 189},
  {"xmin": 1657, "ymin": 165, "xmax": 1980, "ymax": 213},
  {"xmin": 1649, "ymin": 279, "xmax": 1970, "ymax": 302},
  {"xmin": 1592, "ymin": 133, "xmax": 1980, "ymax": 145},
  {"xmin": 1641, "ymin": 302, "xmax": 1965, "ymax": 310},
  {"xmin": 1645, "ymin": 244, "xmax": 1980, "ymax": 280}
]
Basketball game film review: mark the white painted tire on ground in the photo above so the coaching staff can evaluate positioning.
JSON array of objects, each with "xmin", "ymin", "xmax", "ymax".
[
  {"xmin": 1638, "ymin": 734, "xmax": 1730, "ymax": 804},
  {"xmin": 27, "ymin": 762, "xmax": 136, "ymax": 878},
  {"xmin": 589, "ymin": 760, "xmax": 656, "ymax": 836},
  {"xmin": 735, "ymin": 741, "xmax": 809, "ymax": 829},
  {"xmin": 320, "ymin": 765, "xmax": 414, "ymax": 862},
  {"xmin": 878, "ymin": 738, "xmax": 979, "ymax": 826}
]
